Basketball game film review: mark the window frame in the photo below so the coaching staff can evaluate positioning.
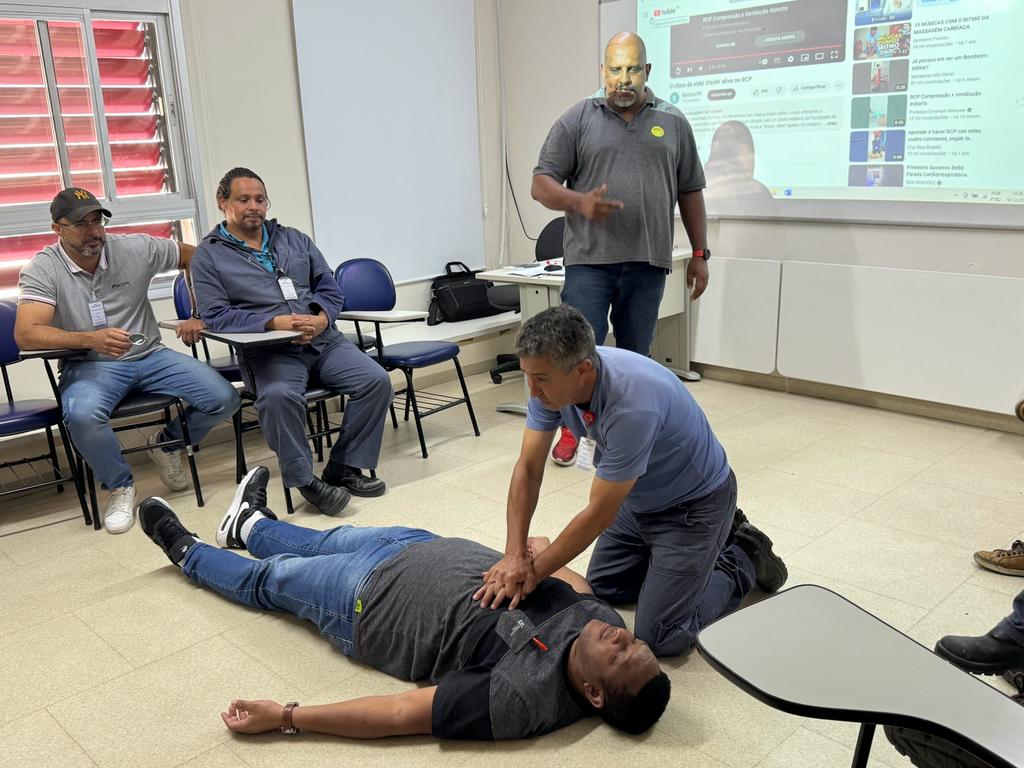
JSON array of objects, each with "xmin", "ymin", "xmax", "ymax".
[{"xmin": 0, "ymin": 0, "xmax": 208, "ymax": 241}]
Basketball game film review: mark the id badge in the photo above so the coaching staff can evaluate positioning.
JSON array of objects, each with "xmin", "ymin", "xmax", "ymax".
[
  {"xmin": 575, "ymin": 436, "xmax": 597, "ymax": 471},
  {"xmin": 88, "ymin": 300, "xmax": 107, "ymax": 327},
  {"xmin": 278, "ymin": 277, "xmax": 298, "ymax": 301}
]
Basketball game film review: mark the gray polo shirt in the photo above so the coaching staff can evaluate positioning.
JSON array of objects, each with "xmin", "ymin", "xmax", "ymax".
[
  {"xmin": 533, "ymin": 88, "xmax": 705, "ymax": 270},
  {"xmin": 18, "ymin": 234, "xmax": 180, "ymax": 362}
]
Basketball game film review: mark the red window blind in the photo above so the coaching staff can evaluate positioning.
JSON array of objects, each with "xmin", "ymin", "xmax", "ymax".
[
  {"xmin": 0, "ymin": 221, "xmax": 176, "ymax": 295},
  {"xmin": 0, "ymin": 17, "xmax": 173, "ymax": 207}
]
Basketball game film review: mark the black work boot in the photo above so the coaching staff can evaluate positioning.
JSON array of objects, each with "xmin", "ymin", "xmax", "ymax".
[
  {"xmin": 733, "ymin": 521, "xmax": 788, "ymax": 593},
  {"xmin": 727, "ymin": 507, "xmax": 749, "ymax": 544},
  {"xmin": 322, "ymin": 462, "xmax": 387, "ymax": 498},
  {"xmin": 934, "ymin": 631, "xmax": 1024, "ymax": 675},
  {"xmin": 298, "ymin": 477, "xmax": 351, "ymax": 517}
]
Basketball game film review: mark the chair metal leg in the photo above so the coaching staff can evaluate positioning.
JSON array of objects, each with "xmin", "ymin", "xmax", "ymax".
[
  {"xmin": 320, "ymin": 401, "xmax": 333, "ymax": 448},
  {"xmin": 233, "ymin": 409, "xmax": 246, "ymax": 484},
  {"xmin": 389, "ymin": 403, "xmax": 399, "ymax": 429},
  {"xmin": 43, "ymin": 425, "xmax": 63, "ymax": 493},
  {"xmin": 284, "ymin": 479, "xmax": 295, "ymax": 514},
  {"xmin": 308, "ymin": 406, "xmax": 323, "ymax": 463},
  {"xmin": 85, "ymin": 462, "xmax": 101, "ymax": 530},
  {"xmin": 453, "ymin": 356, "xmax": 480, "ymax": 437},
  {"xmin": 59, "ymin": 423, "xmax": 91, "ymax": 526},
  {"xmin": 174, "ymin": 400, "xmax": 204, "ymax": 508},
  {"xmin": 402, "ymin": 368, "xmax": 428, "ymax": 458}
]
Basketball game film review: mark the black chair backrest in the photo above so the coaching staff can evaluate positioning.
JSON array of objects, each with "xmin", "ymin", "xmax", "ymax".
[{"xmin": 535, "ymin": 217, "xmax": 565, "ymax": 261}]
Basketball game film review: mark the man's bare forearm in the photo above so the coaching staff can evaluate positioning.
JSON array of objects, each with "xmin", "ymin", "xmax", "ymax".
[
  {"xmin": 532, "ymin": 503, "xmax": 620, "ymax": 583},
  {"xmin": 505, "ymin": 459, "xmax": 544, "ymax": 556},
  {"xmin": 291, "ymin": 690, "xmax": 433, "ymax": 738},
  {"xmin": 531, "ymin": 174, "xmax": 582, "ymax": 213},
  {"xmin": 16, "ymin": 322, "xmax": 94, "ymax": 351},
  {"xmin": 678, "ymin": 189, "xmax": 707, "ymax": 250}
]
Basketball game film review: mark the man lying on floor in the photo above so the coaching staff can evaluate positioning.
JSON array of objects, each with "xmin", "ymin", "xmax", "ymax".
[{"xmin": 139, "ymin": 467, "xmax": 670, "ymax": 740}]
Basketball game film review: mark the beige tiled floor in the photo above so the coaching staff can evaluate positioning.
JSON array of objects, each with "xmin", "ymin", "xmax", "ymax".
[{"xmin": 1, "ymin": 373, "xmax": 1021, "ymax": 768}]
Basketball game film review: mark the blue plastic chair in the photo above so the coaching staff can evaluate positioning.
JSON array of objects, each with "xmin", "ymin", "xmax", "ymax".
[
  {"xmin": 0, "ymin": 301, "xmax": 90, "ymax": 525},
  {"xmin": 334, "ymin": 258, "xmax": 479, "ymax": 458}
]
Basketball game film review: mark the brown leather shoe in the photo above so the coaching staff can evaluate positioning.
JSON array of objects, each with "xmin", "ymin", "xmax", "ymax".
[
  {"xmin": 974, "ymin": 540, "xmax": 1024, "ymax": 576},
  {"xmin": 1015, "ymin": 398, "xmax": 1024, "ymax": 422}
]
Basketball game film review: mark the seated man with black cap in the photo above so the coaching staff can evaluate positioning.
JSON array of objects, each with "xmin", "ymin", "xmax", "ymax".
[
  {"xmin": 15, "ymin": 187, "xmax": 241, "ymax": 534},
  {"xmin": 138, "ymin": 466, "xmax": 671, "ymax": 740}
]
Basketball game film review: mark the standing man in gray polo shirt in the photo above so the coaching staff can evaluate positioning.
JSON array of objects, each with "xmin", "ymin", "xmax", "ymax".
[
  {"xmin": 15, "ymin": 188, "xmax": 241, "ymax": 534},
  {"xmin": 532, "ymin": 32, "xmax": 710, "ymax": 467}
]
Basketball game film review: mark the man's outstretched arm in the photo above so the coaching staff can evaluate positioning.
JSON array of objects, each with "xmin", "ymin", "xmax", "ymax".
[
  {"xmin": 528, "ymin": 536, "xmax": 592, "ymax": 595},
  {"xmin": 221, "ymin": 686, "xmax": 435, "ymax": 739}
]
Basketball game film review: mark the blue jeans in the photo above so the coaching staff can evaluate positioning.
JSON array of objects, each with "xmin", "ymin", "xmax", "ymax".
[
  {"xmin": 586, "ymin": 471, "xmax": 756, "ymax": 657},
  {"xmin": 994, "ymin": 589, "xmax": 1024, "ymax": 646},
  {"xmin": 59, "ymin": 347, "xmax": 241, "ymax": 490},
  {"xmin": 182, "ymin": 521, "xmax": 437, "ymax": 658},
  {"xmin": 561, "ymin": 263, "xmax": 668, "ymax": 354}
]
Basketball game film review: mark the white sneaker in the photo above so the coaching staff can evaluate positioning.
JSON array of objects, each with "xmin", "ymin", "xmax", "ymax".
[
  {"xmin": 105, "ymin": 486, "xmax": 136, "ymax": 534},
  {"xmin": 147, "ymin": 429, "xmax": 190, "ymax": 491}
]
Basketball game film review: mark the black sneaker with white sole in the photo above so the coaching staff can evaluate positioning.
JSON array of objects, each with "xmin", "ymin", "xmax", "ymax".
[
  {"xmin": 139, "ymin": 496, "xmax": 202, "ymax": 566},
  {"xmin": 217, "ymin": 466, "xmax": 277, "ymax": 549}
]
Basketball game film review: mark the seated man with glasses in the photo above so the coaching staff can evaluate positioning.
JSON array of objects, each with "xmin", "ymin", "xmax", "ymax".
[{"xmin": 14, "ymin": 187, "xmax": 241, "ymax": 534}]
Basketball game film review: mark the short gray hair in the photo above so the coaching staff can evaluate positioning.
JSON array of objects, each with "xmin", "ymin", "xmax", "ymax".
[{"xmin": 516, "ymin": 305, "xmax": 597, "ymax": 373}]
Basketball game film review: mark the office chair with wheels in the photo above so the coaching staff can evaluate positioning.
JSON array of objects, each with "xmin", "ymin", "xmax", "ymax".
[{"xmin": 488, "ymin": 216, "xmax": 565, "ymax": 383}]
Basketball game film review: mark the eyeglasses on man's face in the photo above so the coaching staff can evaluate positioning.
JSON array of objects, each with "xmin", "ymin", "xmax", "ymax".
[{"xmin": 61, "ymin": 216, "xmax": 109, "ymax": 232}]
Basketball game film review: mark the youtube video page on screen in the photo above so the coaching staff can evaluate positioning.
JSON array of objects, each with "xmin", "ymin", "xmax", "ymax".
[{"xmin": 638, "ymin": 0, "xmax": 1024, "ymax": 218}]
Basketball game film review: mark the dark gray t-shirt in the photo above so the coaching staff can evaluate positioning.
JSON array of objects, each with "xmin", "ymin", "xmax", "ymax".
[
  {"xmin": 17, "ymin": 234, "xmax": 180, "ymax": 361},
  {"xmin": 354, "ymin": 537, "xmax": 624, "ymax": 740},
  {"xmin": 533, "ymin": 88, "xmax": 705, "ymax": 270}
]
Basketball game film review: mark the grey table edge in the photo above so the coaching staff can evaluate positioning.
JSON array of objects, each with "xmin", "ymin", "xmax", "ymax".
[{"xmin": 695, "ymin": 584, "xmax": 1023, "ymax": 768}]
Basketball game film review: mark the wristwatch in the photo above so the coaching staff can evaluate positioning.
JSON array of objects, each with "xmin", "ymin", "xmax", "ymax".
[
  {"xmin": 281, "ymin": 701, "xmax": 300, "ymax": 734},
  {"xmin": 693, "ymin": 248, "xmax": 711, "ymax": 261}
]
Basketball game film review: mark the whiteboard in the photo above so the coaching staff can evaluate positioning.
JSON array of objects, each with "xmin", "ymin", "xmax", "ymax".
[{"xmin": 292, "ymin": 0, "xmax": 485, "ymax": 283}]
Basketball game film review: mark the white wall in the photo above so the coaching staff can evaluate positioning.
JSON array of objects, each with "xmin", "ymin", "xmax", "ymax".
[
  {"xmin": 178, "ymin": 0, "xmax": 313, "ymax": 236},
  {"xmin": 9, "ymin": 0, "xmax": 1022, "ymax": 417}
]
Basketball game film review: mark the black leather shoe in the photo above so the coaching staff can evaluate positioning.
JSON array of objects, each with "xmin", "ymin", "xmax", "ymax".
[
  {"xmin": 934, "ymin": 631, "xmax": 1024, "ymax": 675},
  {"xmin": 322, "ymin": 463, "xmax": 386, "ymax": 498},
  {"xmin": 298, "ymin": 477, "xmax": 351, "ymax": 517},
  {"xmin": 733, "ymin": 521, "xmax": 788, "ymax": 593}
]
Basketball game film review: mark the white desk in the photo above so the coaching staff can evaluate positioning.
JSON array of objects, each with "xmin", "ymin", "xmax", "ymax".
[
  {"xmin": 478, "ymin": 252, "xmax": 698, "ymax": 381},
  {"xmin": 157, "ymin": 320, "xmax": 302, "ymax": 347}
]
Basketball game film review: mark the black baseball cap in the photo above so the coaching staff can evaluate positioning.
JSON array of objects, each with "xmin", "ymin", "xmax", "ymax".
[{"xmin": 50, "ymin": 187, "xmax": 112, "ymax": 224}]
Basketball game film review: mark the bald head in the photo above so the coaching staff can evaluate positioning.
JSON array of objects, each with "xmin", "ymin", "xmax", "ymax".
[
  {"xmin": 605, "ymin": 32, "xmax": 647, "ymax": 65},
  {"xmin": 602, "ymin": 32, "xmax": 650, "ymax": 112}
]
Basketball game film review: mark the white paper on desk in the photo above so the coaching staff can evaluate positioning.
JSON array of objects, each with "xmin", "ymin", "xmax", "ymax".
[{"xmin": 509, "ymin": 258, "xmax": 563, "ymax": 277}]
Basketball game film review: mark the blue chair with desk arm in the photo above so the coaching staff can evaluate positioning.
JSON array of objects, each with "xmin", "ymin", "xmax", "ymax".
[
  {"xmin": 334, "ymin": 258, "xmax": 480, "ymax": 459},
  {"xmin": 0, "ymin": 301, "xmax": 91, "ymax": 526}
]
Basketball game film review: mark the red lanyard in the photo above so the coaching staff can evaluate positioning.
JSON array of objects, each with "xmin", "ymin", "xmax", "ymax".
[{"xmin": 582, "ymin": 410, "xmax": 595, "ymax": 437}]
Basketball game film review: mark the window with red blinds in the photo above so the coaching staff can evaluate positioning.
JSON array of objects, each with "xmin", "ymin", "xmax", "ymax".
[{"xmin": 0, "ymin": 11, "xmax": 196, "ymax": 297}]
